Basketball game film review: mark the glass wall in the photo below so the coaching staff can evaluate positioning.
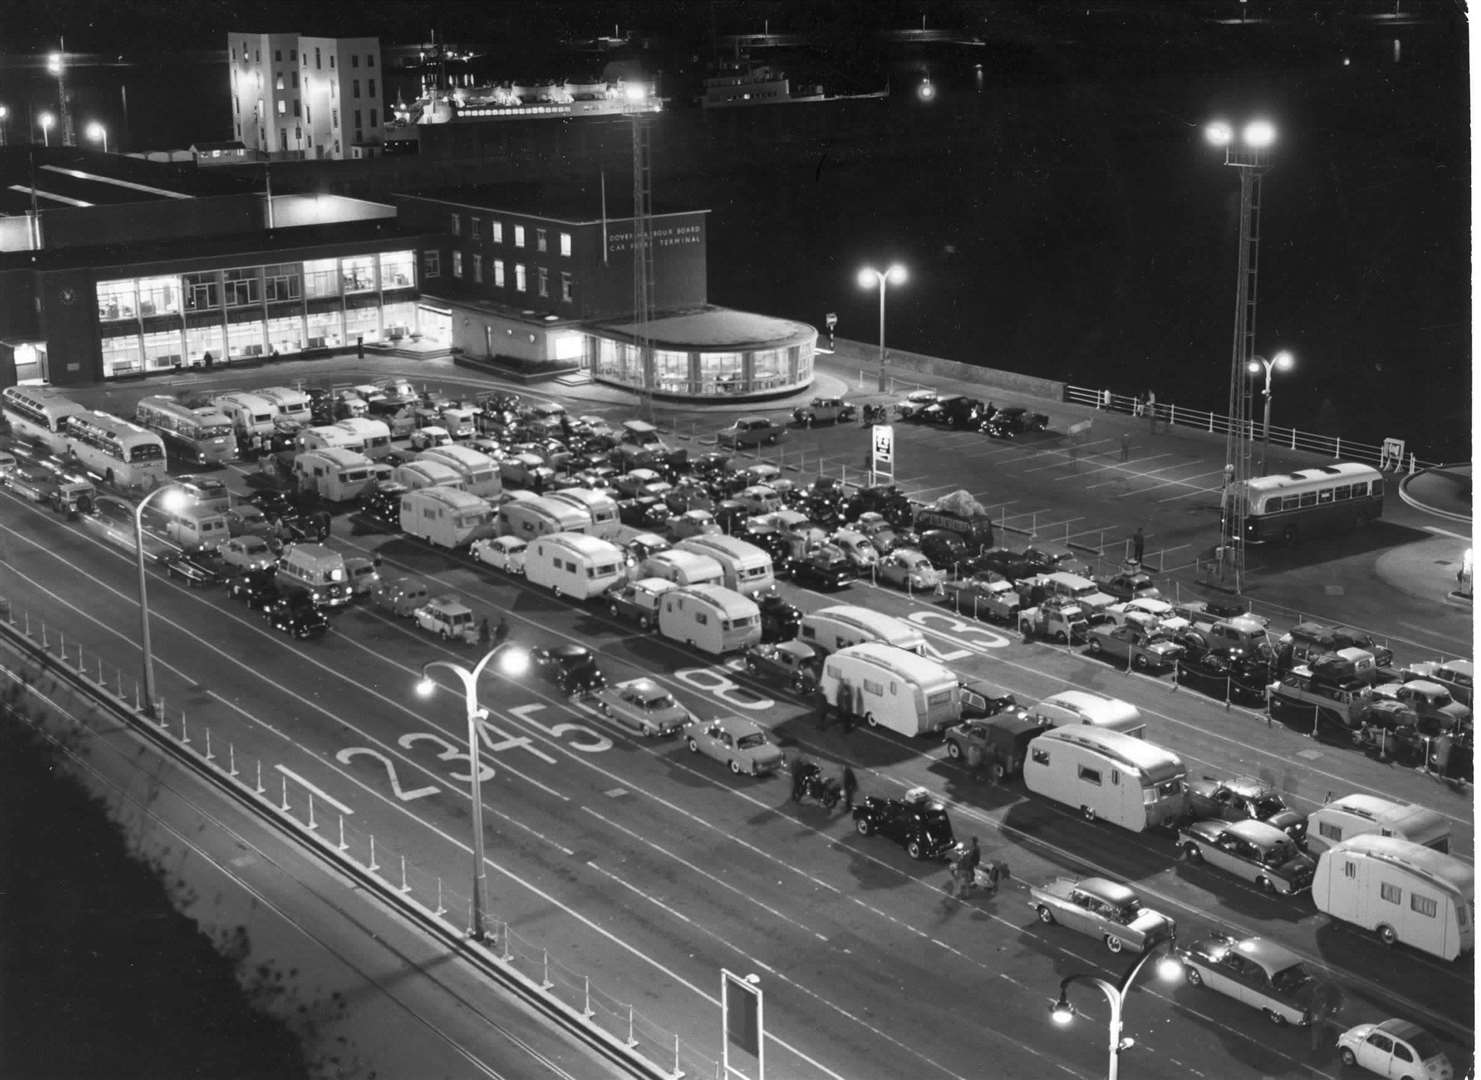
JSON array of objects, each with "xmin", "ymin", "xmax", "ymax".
[
  {"xmin": 97, "ymin": 279, "xmax": 138, "ymax": 321},
  {"xmin": 654, "ymin": 349, "xmax": 690, "ymax": 394},
  {"xmin": 185, "ymin": 324, "xmax": 225, "ymax": 365},
  {"xmin": 303, "ymin": 258, "xmax": 339, "ymax": 299},
  {"xmin": 698, "ymin": 351, "xmax": 743, "ymax": 394},
  {"xmin": 382, "ymin": 300, "xmax": 416, "ymax": 340},
  {"xmin": 226, "ymin": 318, "xmax": 267, "ymax": 360},
  {"xmin": 341, "ymin": 255, "xmax": 376, "ymax": 293},
  {"xmin": 184, "ymin": 271, "xmax": 221, "ymax": 311},
  {"xmin": 264, "ymin": 263, "xmax": 301, "ymax": 302},
  {"xmin": 223, "ymin": 267, "xmax": 261, "ymax": 307},
  {"xmin": 141, "ymin": 328, "xmax": 184, "ymax": 370},
  {"xmin": 267, "ymin": 314, "xmax": 305, "ymax": 354},
  {"xmin": 379, "ymin": 251, "xmax": 415, "ymax": 289},
  {"xmin": 101, "ymin": 334, "xmax": 143, "ymax": 376},
  {"xmin": 589, "ymin": 336, "xmax": 815, "ymax": 399},
  {"xmin": 344, "ymin": 304, "xmax": 380, "ymax": 343},
  {"xmin": 137, "ymin": 276, "xmax": 181, "ymax": 318},
  {"xmin": 305, "ymin": 309, "xmax": 343, "ymax": 349}
]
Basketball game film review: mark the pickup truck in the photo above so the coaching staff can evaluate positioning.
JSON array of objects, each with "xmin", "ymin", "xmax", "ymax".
[
  {"xmin": 413, "ymin": 595, "xmax": 480, "ymax": 644},
  {"xmin": 1018, "ymin": 598, "xmax": 1089, "ymax": 643}
]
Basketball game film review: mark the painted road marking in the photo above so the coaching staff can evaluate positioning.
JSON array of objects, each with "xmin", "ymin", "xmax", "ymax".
[{"xmin": 275, "ymin": 765, "xmax": 355, "ymax": 814}]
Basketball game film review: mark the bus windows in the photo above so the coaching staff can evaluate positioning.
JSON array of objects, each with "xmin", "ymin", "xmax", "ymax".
[
  {"xmin": 1317, "ymin": 489, "xmax": 1333, "ymax": 504},
  {"xmin": 1333, "ymin": 485, "xmax": 1350, "ymax": 501},
  {"xmin": 1299, "ymin": 492, "xmax": 1317, "ymax": 508}
]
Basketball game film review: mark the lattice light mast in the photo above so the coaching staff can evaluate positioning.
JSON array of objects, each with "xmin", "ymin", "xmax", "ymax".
[
  {"xmin": 630, "ymin": 91, "xmax": 657, "ymax": 422},
  {"xmin": 1206, "ymin": 118, "xmax": 1276, "ymax": 594}
]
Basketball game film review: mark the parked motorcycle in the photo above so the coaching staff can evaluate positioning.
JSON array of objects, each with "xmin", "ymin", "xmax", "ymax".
[
  {"xmin": 860, "ymin": 404, "xmax": 889, "ymax": 424},
  {"xmin": 790, "ymin": 761, "xmax": 842, "ymax": 809}
]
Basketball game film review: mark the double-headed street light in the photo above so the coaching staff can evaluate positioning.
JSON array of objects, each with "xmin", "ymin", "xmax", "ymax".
[
  {"xmin": 416, "ymin": 643, "xmax": 530, "ymax": 941},
  {"xmin": 86, "ymin": 121, "xmax": 107, "ymax": 154},
  {"xmin": 1247, "ymin": 350, "xmax": 1294, "ymax": 476},
  {"xmin": 135, "ymin": 484, "xmax": 186, "ymax": 717},
  {"xmin": 857, "ymin": 263, "xmax": 907, "ymax": 392},
  {"xmin": 1049, "ymin": 948, "xmax": 1184, "ymax": 1080}
]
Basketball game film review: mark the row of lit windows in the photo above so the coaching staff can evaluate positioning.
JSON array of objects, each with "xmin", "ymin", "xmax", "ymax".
[
  {"xmin": 590, "ymin": 340, "xmax": 811, "ymax": 396},
  {"xmin": 450, "ymin": 214, "xmax": 572, "ymax": 257},
  {"xmin": 423, "ymin": 252, "xmax": 574, "ymax": 303},
  {"xmin": 231, "ymin": 42, "xmax": 376, "ymax": 72}
]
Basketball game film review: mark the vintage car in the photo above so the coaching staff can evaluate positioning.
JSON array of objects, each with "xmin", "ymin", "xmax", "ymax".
[
  {"xmin": 1096, "ymin": 570, "xmax": 1163, "ymax": 603},
  {"xmin": 844, "ymin": 484, "xmax": 913, "ymax": 527},
  {"xmin": 717, "ymin": 416, "xmax": 787, "ymax": 449},
  {"xmin": 757, "ymin": 593, "xmax": 802, "ymax": 643},
  {"xmin": 220, "ymin": 535, "xmax": 278, "ymax": 573},
  {"xmin": 1176, "ymin": 650, "xmax": 1271, "ymax": 706},
  {"xmin": 1184, "ymin": 776, "xmax": 1309, "ymax": 841},
  {"xmin": 1085, "ymin": 622, "xmax": 1185, "ymax": 671},
  {"xmin": 530, "ymin": 644, "xmax": 607, "ymax": 696},
  {"xmin": 940, "ymin": 575, "xmax": 1021, "ymax": 622},
  {"xmin": 408, "ymin": 425, "xmax": 453, "ymax": 451},
  {"xmin": 1336, "ymin": 1019, "xmax": 1454, "ymax": 1080},
  {"xmin": 470, "ymin": 535, "xmax": 527, "ymax": 574},
  {"xmin": 1177, "ymin": 819, "xmax": 1316, "ymax": 895},
  {"xmin": 592, "ymin": 678, "xmax": 694, "ymax": 737},
  {"xmin": 224, "ymin": 503, "xmax": 275, "ymax": 538},
  {"xmin": 830, "ymin": 528, "xmax": 880, "ymax": 569},
  {"xmin": 733, "ymin": 485, "xmax": 783, "ymax": 516},
  {"xmin": 917, "ymin": 529, "xmax": 970, "ymax": 571},
  {"xmin": 263, "ymin": 594, "xmax": 330, "ymax": 640},
  {"xmin": 790, "ymin": 551, "xmax": 854, "ymax": 591},
  {"xmin": 2, "ymin": 463, "xmax": 58, "ymax": 503},
  {"xmin": 413, "ymin": 595, "xmax": 480, "ymax": 644},
  {"xmin": 893, "ymin": 389, "xmax": 938, "ymax": 420},
  {"xmin": 1028, "ymin": 876, "xmax": 1176, "ymax": 954},
  {"xmin": 876, "ymin": 548, "xmax": 945, "ymax": 591},
  {"xmin": 605, "ymin": 577, "xmax": 676, "ymax": 630},
  {"xmin": 682, "ymin": 715, "xmax": 784, "ymax": 776},
  {"xmin": 792, "ymin": 396, "xmax": 856, "ymax": 426},
  {"xmin": 163, "ymin": 552, "xmax": 226, "ymax": 588},
  {"xmin": 982, "ymin": 406, "xmax": 1050, "ymax": 439},
  {"xmin": 918, "ymin": 394, "xmax": 985, "ymax": 428},
  {"xmin": 664, "ymin": 482, "xmax": 714, "ymax": 516},
  {"xmin": 618, "ymin": 495, "xmax": 672, "ymax": 529},
  {"xmin": 614, "ymin": 468, "xmax": 669, "ymax": 500},
  {"xmin": 1172, "ymin": 933, "xmax": 1328, "ymax": 1026},
  {"xmin": 743, "ymin": 640, "xmax": 821, "ymax": 691},
  {"xmin": 226, "ymin": 570, "xmax": 281, "ymax": 611},
  {"xmin": 1103, "ymin": 596, "xmax": 1184, "ymax": 631},
  {"xmin": 669, "ymin": 508, "xmax": 721, "ymax": 540},
  {"xmin": 852, "ymin": 787, "xmax": 957, "ymax": 861}
]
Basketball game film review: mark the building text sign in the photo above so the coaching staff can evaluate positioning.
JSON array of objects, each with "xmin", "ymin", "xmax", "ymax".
[{"xmin": 606, "ymin": 223, "xmax": 704, "ymax": 254}]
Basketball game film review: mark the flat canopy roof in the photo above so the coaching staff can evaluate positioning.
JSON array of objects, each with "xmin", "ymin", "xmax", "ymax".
[{"xmin": 598, "ymin": 306, "xmax": 815, "ymax": 350}]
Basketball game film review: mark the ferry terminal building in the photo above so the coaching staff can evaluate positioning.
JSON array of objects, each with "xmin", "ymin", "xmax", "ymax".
[{"xmin": 0, "ymin": 149, "xmax": 815, "ymax": 400}]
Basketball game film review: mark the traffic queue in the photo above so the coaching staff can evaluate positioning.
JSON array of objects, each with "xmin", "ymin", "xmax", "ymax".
[{"xmin": 6, "ymin": 375, "xmax": 1468, "ymax": 1072}]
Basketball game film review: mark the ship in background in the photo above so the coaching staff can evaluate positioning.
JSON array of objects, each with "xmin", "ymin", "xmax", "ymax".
[{"xmin": 700, "ymin": 62, "xmax": 888, "ymax": 108}]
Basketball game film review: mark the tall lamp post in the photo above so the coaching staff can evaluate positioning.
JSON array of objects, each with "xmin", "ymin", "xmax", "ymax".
[
  {"xmin": 48, "ymin": 45, "xmax": 74, "ymax": 148},
  {"xmin": 0, "ymin": 105, "xmax": 9, "ymax": 147},
  {"xmin": 86, "ymin": 121, "xmax": 107, "ymax": 154},
  {"xmin": 416, "ymin": 643, "xmax": 530, "ymax": 941},
  {"xmin": 134, "ymin": 484, "xmax": 185, "ymax": 717},
  {"xmin": 857, "ymin": 264, "xmax": 907, "ymax": 392},
  {"xmin": 1050, "ymin": 948, "xmax": 1184, "ymax": 1080},
  {"xmin": 1247, "ymin": 350, "xmax": 1293, "ymax": 476},
  {"xmin": 38, "ymin": 112, "xmax": 54, "ymax": 147},
  {"xmin": 1207, "ymin": 116, "xmax": 1276, "ymax": 594}
]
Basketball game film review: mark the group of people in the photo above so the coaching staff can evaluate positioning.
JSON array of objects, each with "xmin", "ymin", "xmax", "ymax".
[{"xmin": 476, "ymin": 616, "xmax": 510, "ymax": 649}]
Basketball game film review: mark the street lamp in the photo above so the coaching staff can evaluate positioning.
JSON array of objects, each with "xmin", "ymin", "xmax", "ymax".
[
  {"xmin": 86, "ymin": 121, "xmax": 107, "ymax": 154},
  {"xmin": 38, "ymin": 112, "xmax": 54, "ymax": 146},
  {"xmin": 1049, "ymin": 948, "xmax": 1183, "ymax": 1080},
  {"xmin": 857, "ymin": 264, "xmax": 907, "ymax": 392},
  {"xmin": 1246, "ymin": 350, "xmax": 1293, "ymax": 476},
  {"xmin": 0, "ymin": 104, "xmax": 8, "ymax": 147},
  {"xmin": 134, "ymin": 484, "xmax": 186, "ymax": 717},
  {"xmin": 416, "ymin": 643, "xmax": 531, "ymax": 941}
]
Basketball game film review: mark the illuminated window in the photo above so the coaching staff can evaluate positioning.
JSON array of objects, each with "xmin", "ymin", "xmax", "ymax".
[
  {"xmin": 277, "ymin": 99, "xmax": 286, "ymax": 115},
  {"xmin": 536, "ymin": 228, "xmax": 548, "ymax": 253},
  {"xmin": 422, "ymin": 251, "xmax": 441, "ymax": 278},
  {"xmin": 452, "ymin": 251, "xmax": 463, "ymax": 278},
  {"xmin": 275, "ymin": 74, "xmax": 284, "ymax": 91},
  {"xmin": 492, "ymin": 221, "xmax": 503, "ymax": 243},
  {"xmin": 450, "ymin": 213, "xmax": 460, "ymax": 236},
  {"xmin": 560, "ymin": 232, "xmax": 572, "ymax": 257},
  {"xmin": 493, "ymin": 259, "xmax": 505, "ymax": 287},
  {"xmin": 513, "ymin": 225, "xmax": 525, "ymax": 248},
  {"xmin": 560, "ymin": 272, "xmax": 572, "ymax": 302},
  {"xmin": 514, "ymin": 264, "xmax": 527, "ymax": 292}
]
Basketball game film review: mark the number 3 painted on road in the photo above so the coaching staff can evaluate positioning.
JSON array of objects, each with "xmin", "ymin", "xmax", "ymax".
[
  {"xmin": 399, "ymin": 731, "xmax": 494, "ymax": 784},
  {"xmin": 673, "ymin": 667, "xmax": 776, "ymax": 711}
]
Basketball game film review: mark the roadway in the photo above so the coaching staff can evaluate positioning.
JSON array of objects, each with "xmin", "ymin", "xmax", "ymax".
[{"xmin": 0, "ymin": 406, "xmax": 1471, "ymax": 1080}]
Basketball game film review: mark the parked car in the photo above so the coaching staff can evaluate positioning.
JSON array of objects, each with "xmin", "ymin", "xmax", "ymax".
[
  {"xmin": 919, "ymin": 394, "xmax": 985, "ymax": 428},
  {"xmin": 2, "ymin": 463, "xmax": 58, "ymax": 502},
  {"xmin": 409, "ymin": 425, "xmax": 453, "ymax": 451},
  {"xmin": 983, "ymin": 406, "xmax": 1049, "ymax": 438},
  {"xmin": 225, "ymin": 503, "xmax": 274, "ymax": 538},
  {"xmin": 1028, "ymin": 876, "xmax": 1176, "ymax": 955},
  {"xmin": 893, "ymin": 389, "xmax": 938, "ymax": 420},
  {"xmin": 790, "ymin": 551, "xmax": 854, "ymax": 591},
  {"xmin": 717, "ymin": 416, "xmax": 787, "ymax": 449},
  {"xmin": 757, "ymin": 593, "xmax": 802, "ymax": 642},
  {"xmin": 618, "ymin": 495, "xmax": 671, "ymax": 529},
  {"xmin": 743, "ymin": 640, "xmax": 821, "ymax": 691},
  {"xmin": 733, "ymin": 485, "xmax": 783, "ymax": 516},
  {"xmin": 531, "ymin": 644, "xmax": 607, "ymax": 695},
  {"xmin": 1176, "ymin": 651, "xmax": 1271, "ymax": 706},
  {"xmin": 876, "ymin": 548, "xmax": 945, "ymax": 591},
  {"xmin": 413, "ymin": 595, "xmax": 480, "ymax": 644},
  {"xmin": 969, "ymin": 547, "xmax": 1038, "ymax": 583},
  {"xmin": 792, "ymin": 397, "xmax": 856, "ymax": 426},
  {"xmin": 470, "ymin": 536, "xmax": 527, "ymax": 574},
  {"xmin": 220, "ymin": 535, "xmax": 278, "ymax": 573},
  {"xmin": 844, "ymin": 485, "xmax": 913, "ymax": 527},
  {"xmin": 940, "ymin": 575, "xmax": 1021, "ymax": 622},
  {"xmin": 164, "ymin": 552, "xmax": 226, "ymax": 588},
  {"xmin": 227, "ymin": 570, "xmax": 281, "ymax": 611},
  {"xmin": 1172, "ymin": 933, "xmax": 1328, "ymax": 1026},
  {"xmin": 1085, "ymin": 622, "xmax": 1184, "ymax": 671},
  {"xmin": 1097, "ymin": 570, "xmax": 1162, "ymax": 603},
  {"xmin": 852, "ymin": 787, "xmax": 957, "ymax": 861},
  {"xmin": 917, "ymin": 529, "xmax": 970, "ymax": 570},
  {"xmin": 1184, "ymin": 777, "xmax": 1308, "ymax": 841},
  {"xmin": 1336, "ymin": 1019, "xmax": 1454, "ymax": 1079},
  {"xmin": 683, "ymin": 715, "xmax": 784, "ymax": 776},
  {"xmin": 1177, "ymin": 819, "xmax": 1316, "ymax": 895},
  {"xmin": 263, "ymin": 595, "xmax": 330, "ymax": 639},
  {"xmin": 592, "ymin": 678, "xmax": 694, "ymax": 737}
]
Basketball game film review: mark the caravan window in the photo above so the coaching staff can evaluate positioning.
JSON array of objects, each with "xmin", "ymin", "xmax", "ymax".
[
  {"xmin": 1343, "ymin": 860, "xmax": 1357, "ymax": 879},
  {"xmin": 1318, "ymin": 821, "xmax": 1342, "ymax": 843},
  {"xmin": 1379, "ymin": 881, "xmax": 1402, "ymax": 904},
  {"xmin": 890, "ymin": 681, "xmax": 898, "ymax": 696},
  {"xmin": 1410, "ymin": 893, "xmax": 1438, "ymax": 918},
  {"xmin": 564, "ymin": 560, "xmax": 577, "ymax": 572},
  {"xmin": 863, "ymin": 678, "xmax": 884, "ymax": 697},
  {"xmin": 696, "ymin": 612, "xmax": 709, "ymax": 625},
  {"xmin": 1077, "ymin": 765, "xmax": 1102, "ymax": 786},
  {"xmin": 1031, "ymin": 746, "xmax": 1050, "ymax": 765}
]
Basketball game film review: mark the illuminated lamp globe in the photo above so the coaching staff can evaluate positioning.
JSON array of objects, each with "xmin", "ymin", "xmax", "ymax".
[
  {"xmin": 497, "ymin": 646, "xmax": 530, "ymax": 677},
  {"xmin": 415, "ymin": 677, "xmax": 436, "ymax": 698},
  {"xmin": 1050, "ymin": 998, "xmax": 1074, "ymax": 1025},
  {"xmin": 1242, "ymin": 119, "xmax": 1276, "ymax": 148},
  {"xmin": 1204, "ymin": 120, "xmax": 1233, "ymax": 147}
]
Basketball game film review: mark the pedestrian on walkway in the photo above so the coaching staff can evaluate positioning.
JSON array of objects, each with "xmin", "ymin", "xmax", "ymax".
[
  {"xmin": 839, "ymin": 682, "xmax": 856, "ymax": 734},
  {"xmin": 840, "ymin": 765, "xmax": 858, "ymax": 810},
  {"xmin": 477, "ymin": 617, "xmax": 491, "ymax": 648},
  {"xmin": 1120, "ymin": 432, "xmax": 1131, "ymax": 462},
  {"xmin": 1132, "ymin": 527, "xmax": 1145, "ymax": 565}
]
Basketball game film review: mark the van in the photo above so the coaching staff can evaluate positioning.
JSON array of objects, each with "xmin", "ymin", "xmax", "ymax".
[
  {"xmin": 798, "ymin": 605, "xmax": 926, "ymax": 657},
  {"xmin": 641, "ymin": 549, "xmax": 726, "ymax": 588},
  {"xmin": 212, "ymin": 392, "xmax": 278, "ymax": 441},
  {"xmin": 146, "ymin": 503, "xmax": 229, "ymax": 553},
  {"xmin": 547, "ymin": 488, "xmax": 621, "ymax": 540},
  {"xmin": 658, "ymin": 584, "xmax": 762, "ymax": 656},
  {"xmin": 675, "ymin": 535, "xmax": 777, "ymax": 597},
  {"xmin": 333, "ymin": 417, "xmax": 393, "ymax": 460},
  {"xmin": 174, "ymin": 475, "xmax": 233, "ymax": 516},
  {"xmin": 343, "ymin": 556, "xmax": 381, "ymax": 598},
  {"xmin": 1022, "ymin": 726, "xmax": 1188, "ymax": 832},
  {"xmin": 498, "ymin": 495, "xmax": 590, "ymax": 540},
  {"xmin": 1306, "ymin": 794, "xmax": 1452, "ymax": 856},
  {"xmin": 416, "ymin": 445, "xmax": 502, "ymax": 499},
  {"xmin": 275, "ymin": 542, "xmax": 350, "ymax": 607},
  {"xmin": 1041, "ymin": 571, "xmax": 1117, "ymax": 615},
  {"xmin": 255, "ymin": 386, "xmax": 313, "ymax": 423},
  {"xmin": 294, "ymin": 447, "xmax": 386, "ymax": 502},
  {"xmin": 295, "ymin": 424, "xmax": 361, "ymax": 453},
  {"xmin": 373, "ymin": 576, "xmax": 430, "ymax": 617},
  {"xmin": 817, "ymin": 643, "xmax": 961, "ymax": 737},
  {"xmin": 399, "ymin": 487, "xmax": 496, "ymax": 548},
  {"xmin": 526, "ymin": 533, "xmax": 627, "ymax": 599},
  {"xmin": 392, "ymin": 459, "xmax": 466, "ymax": 492},
  {"xmin": 1026, "ymin": 690, "xmax": 1145, "ymax": 739},
  {"xmin": 1312, "ymin": 835, "xmax": 1474, "ymax": 960}
]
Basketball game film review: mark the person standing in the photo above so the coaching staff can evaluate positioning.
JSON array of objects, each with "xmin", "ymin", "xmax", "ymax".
[
  {"xmin": 955, "ymin": 836, "xmax": 981, "ymax": 895},
  {"xmin": 1120, "ymin": 432, "xmax": 1131, "ymax": 462},
  {"xmin": 840, "ymin": 765, "xmax": 858, "ymax": 810},
  {"xmin": 1132, "ymin": 527, "xmax": 1145, "ymax": 565},
  {"xmin": 840, "ymin": 682, "xmax": 856, "ymax": 734},
  {"xmin": 791, "ymin": 756, "xmax": 813, "ymax": 802}
]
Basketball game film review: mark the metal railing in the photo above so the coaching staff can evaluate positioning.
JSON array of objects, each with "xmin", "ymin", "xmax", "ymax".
[
  {"xmin": 0, "ymin": 599, "xmax": 717, "ymax": 1080},
  {"xmin": 1062, "ymin": 385, "xmax": 1440, "ymax": 473}
]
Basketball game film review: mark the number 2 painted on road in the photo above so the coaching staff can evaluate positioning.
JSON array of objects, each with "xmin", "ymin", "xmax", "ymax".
[
  {"xmin": 399, "ymin": 731, "xmax": 494, "ymax": 784},
  {"xmin": 336, "ymin": 747, "xmax": 440, "ymax": 802}
]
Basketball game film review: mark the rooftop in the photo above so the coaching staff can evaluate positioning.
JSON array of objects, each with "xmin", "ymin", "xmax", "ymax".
[
  {"xmin": 597, "ymin": 306, "xmax": 815, "ymax": 349},
  {"xmin": 0, "ymin": 147, "xmax": 251, "ymax": 217},
  {"xmin": 395, "ymin": 180, "xmax": 704, "ymax": 223}
]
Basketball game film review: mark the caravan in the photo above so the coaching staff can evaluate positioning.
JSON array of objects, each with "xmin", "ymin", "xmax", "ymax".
[
  {"xmin": 295, "ymin": 424, "xmax": 361, "ymax": 453},
  {"xmin": 1022, "ymin": 727, "xmax": 1188, "ymax": 832},
  {"xmin": 525, "ymin": 533, "xmax": 627, "ymax": 599},
  {"xmin": 416, "ymin": 445, "xmax": 502, "ymax": 499},
  {"xmin": 658, "ymin": 584, "xmax": 762, "ymax": 655},
  {"xmin": 212, "ymin": 392, "xmax": 278, "ymax": 442},
  {"xmin": 392, "ymin": 459, "xmax": 466, "ymax": 492},
  {"xmin": 1312, "ymin": 835, "xmax": 1474, "ymax": 960},
  {"xmin": 333, "ymin": 417, "xmax": 393, "ymax": 459},
  {"xmin": 798, "ymin": 605, "xmax": 926, "ymax": 657},
  {"xmin": 294, "ymin": 447, "xmax": 388, "ymax": 502},
  {"xmin": 1025, "ymin": 690, "xmax": 1145, "ymax": 738},
  {"xmin": 641, "ymin": 549, "xmax": 726, "ymax": 588},
  {"xmin": 255, "ymin": 386, "xmax": 313, "ymax": 424},
  {"xmin": 674, "ymin": 535, "xmax": 776, "ymax": 597},
  {"xmin": 1307, "ymin": 794, "xmax": 1452, "ymax": 856},
  {"xmin": 547, "ymin": 488, "xmax": 621, "ymax": 540},
  {"xmin": 498, "ymin": 495, "xmax": 590, "ymax": 540},
  {"xmin": 399, "ymin": 487, "xmax": 496, "ymax": 549},
  {"xmin": 817, "ymin": 643, "xmax": 960, "ymax": 737}
]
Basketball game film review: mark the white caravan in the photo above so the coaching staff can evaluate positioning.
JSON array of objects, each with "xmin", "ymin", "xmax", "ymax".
[{"xmin": 1022, "ymin": 726, "xmax": 1188, "ymax": 833}]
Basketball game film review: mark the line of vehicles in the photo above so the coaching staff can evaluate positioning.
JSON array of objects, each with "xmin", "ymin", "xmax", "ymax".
[{"xmin": 3, "ymin": 376, "xmax": 1470, "ymax": 1074}]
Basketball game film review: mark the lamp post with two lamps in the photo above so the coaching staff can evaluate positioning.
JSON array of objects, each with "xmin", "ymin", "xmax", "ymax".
[
  {"xmin": 1049, "ymin": 948, "xmax": 1184, "ymax": 1080},
  {"xmin": 415, "ymin": 643, "xmax": 530, "ymax": 942},
  {"xmin": 857, "ymin": 264, "xmax": 907, "ymax": 392},
  {"xmin": 1247, "ymin": 350, "xmax": 1293, "ymax": 476},
  {"xmin": 134, "ymin": 484, "xmax": 187, "ymax": 717}
]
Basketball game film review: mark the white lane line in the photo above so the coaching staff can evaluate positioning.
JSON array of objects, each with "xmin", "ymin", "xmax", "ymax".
[
  {"xmin": 1424, "ymin": 525, "xmax": 1473, "ymax": 541},
  {"xmin": 1084, "ymin": 460, "xmax": 1189, "ymax": 491},
  {"xmin": 1134, "ymin": 466, "xmax": 1231, "ymax": 495},
  {"xmin": 276, "ymin": 765, "xmax": 356, "ymax": 815}
]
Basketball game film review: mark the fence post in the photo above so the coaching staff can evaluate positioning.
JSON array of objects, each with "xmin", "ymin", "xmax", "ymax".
[
  {"xmin": 368, "ymin": 835, "xmax": 380, "ymax": 873},
  {"xmin": 436, "ymin": 877, "xmax": 446, "ymax": 917},
  {"xmin": 1207, "ymin": 411, "xmax": 1214, "ymax": 433},
  {"xmin": 338, "ymin": 814, "xmax": 348, "ymax": 851},
  {"xmin": 76, "ymin": 642, "xmax": 83, "ymax": 670},
  {"xmin": 1334, "ymin": 437, "xmax": 1341, "ymax": 459},
  {"xmin": 228, "ymin": 743, "xmax": 238, "ymax": 777},
  {"xmin": 40, "ymin": 622, "xmax": 47, "ymax": 650},
  {"xmin": 308, "ymin": 793, "xmax": 318, "ymax": 830},
  {"xmin": 1290, "ymin": 428, "xmax": 1297, "ymax": 450},
  {"xmin": 280, "ymin": 774, "xmax": 290, "ymax": 811},
  {"xmin": 541, "ymin": 949, "xmax": 554, "ymax": 990},
  {"xmin": 180, "ymin": 710, "xmax": 190, "ymax": 744},
  {"xmin": 255, "ymin": 760, "xmax": 265, "ymax": 794},
  {"xmin": 400, "ymin": 855, "xmax": 410, "ymax": 893},
  {"xmin": 583, "ymin": 976, "xmax": 594, "ymax": 1019},
  {"xmin": 98, "ymin": 656, "xmax": 104, "ymax": 683},
  {"xmin": 57, "ymin": 629, "xmax": 64, "ymax": 656},
  {"xmin": 627, "ymin": 1005, "xmax": 638, "ymax": 1048},
  {"xmin": 204, "ymin": 727, "xmax": 214, "ymax": 761}
]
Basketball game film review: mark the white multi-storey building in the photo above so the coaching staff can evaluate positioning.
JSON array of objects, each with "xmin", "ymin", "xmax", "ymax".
[{"xmin": 228, "ymin": 32, "xmax": 383, "ymax": 160}]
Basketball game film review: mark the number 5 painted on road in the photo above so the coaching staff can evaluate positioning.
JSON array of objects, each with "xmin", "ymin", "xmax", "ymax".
[{"xmin": 508, "ymin": 704, "xmax": 613, "ymax": 753}]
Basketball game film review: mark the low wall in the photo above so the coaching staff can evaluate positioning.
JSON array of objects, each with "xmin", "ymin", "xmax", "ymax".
[{"xmin": 832, "ymin": 338, "xmax": 1065, "ymax": 401}]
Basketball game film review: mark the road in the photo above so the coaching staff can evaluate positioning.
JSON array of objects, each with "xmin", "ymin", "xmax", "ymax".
[{"xmin": 0, "ymin": 379, "xmax": 1471, "ymax": 1080}]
